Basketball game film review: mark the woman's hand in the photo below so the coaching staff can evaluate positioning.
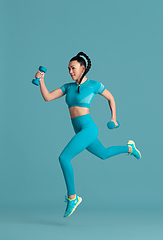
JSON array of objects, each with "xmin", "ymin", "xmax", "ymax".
[
  {"xmin": 35, "ymin": 71, "xmax": 45, "ymax": 83},
  {"xmin": 111, "ymin": 118, "xmax": 118, "ymax": 128}
]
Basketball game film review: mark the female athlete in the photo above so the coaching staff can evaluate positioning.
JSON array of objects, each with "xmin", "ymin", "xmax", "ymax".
[{"xmin": 35, "ymin": 52, "xmax": 141, "ymax": 218}]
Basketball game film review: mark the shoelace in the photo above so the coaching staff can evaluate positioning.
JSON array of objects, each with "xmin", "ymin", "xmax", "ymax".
[
  {"xmin": 64, "ymin": 196, "xmax": 75, "ymax": 213},
  {"xmin": 64, "ymin": 196, "xmax": 77, "ymax": 205}
]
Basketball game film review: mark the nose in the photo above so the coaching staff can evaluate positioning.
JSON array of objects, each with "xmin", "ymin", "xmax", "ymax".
[
  {"xmin": 70, "ymin": 69, "xmax": 74, "ymax": 76},
  {"xmin": 69, "ymin": 68, "xmax": 72, "ymax": 74}
]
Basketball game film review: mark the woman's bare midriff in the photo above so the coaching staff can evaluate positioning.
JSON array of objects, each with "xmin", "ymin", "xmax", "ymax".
[{"xmin": 69, "ymin": 106, "xmax": 90, "ymax": 119}]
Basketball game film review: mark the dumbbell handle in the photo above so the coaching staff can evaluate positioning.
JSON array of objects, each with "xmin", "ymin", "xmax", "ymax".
[{"xmin": 32, "ymin": 66, "xmax": 47, "ymax": 86}]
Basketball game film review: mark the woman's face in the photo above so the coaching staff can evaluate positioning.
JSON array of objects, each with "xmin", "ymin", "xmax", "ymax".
[{"xmin": 68, "ymin": 60, "xmax": 85, "ymax": 81}]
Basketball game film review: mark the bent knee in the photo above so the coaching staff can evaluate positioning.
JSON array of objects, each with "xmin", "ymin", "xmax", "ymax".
[
  {"xmin": 59, "ymin": 154, "xmax": 65, "ymax": 165},
  {"xmin": 59, "ymin": 153, "xmax": 71, "ymax": 166},
  {"xmin": 100, "ymin": 156, "xmax": 107, "ymax": 160},
  {"xmin": 99, "ymin": 154, "xmax": 110, "ymax": 160}
]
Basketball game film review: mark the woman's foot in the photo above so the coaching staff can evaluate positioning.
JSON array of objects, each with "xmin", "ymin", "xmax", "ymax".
[
  {"xmin": 64, "ymin": 195, "xmax": 82, "ymax": 218},
  {"xmin": 127, "ymin": 140, "xmax": 141, "ymax": 159}
]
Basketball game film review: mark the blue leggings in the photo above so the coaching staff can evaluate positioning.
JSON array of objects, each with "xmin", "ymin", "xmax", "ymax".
[{"xmin": 59, "ymin": 114, "xmax": 129, "ymax": 195}]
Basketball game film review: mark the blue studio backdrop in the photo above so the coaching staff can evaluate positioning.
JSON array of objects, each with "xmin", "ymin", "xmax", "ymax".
[{"xmin": 1, "ymin": 0, "xmax": 163, "ymax": 212}]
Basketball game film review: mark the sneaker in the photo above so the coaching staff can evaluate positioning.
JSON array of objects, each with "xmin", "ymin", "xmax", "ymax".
[
  {"xmin": 127, "ymin": 140, "xmax": 141, "ymax": 159},
  {"xmin": 64, "ymin": 195, "xmax": 82, "ymax": 218}
]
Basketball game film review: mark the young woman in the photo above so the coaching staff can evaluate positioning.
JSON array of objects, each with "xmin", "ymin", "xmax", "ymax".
[{"xmin": 35, "ymin": 52, "xmax": 141, "ymax": 218}]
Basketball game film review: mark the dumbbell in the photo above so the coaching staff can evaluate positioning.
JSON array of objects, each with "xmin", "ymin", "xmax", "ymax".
[
  {"xmin": 32, "ymin": 66, "xmax": 47, "ymax": 86},
  {"xmin": 107, "ymin": 120, "xmax": 120, "ymax": 129}
]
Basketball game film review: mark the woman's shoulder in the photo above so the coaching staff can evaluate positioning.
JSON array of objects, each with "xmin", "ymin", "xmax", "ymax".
[
  {"xmin": 88, "ymin": 79, "xmax": 104, "ymax": 87},
  {"xmin": 60, "ymin": 81, "xmax": 75, "ymax": 94},
  {"xmin": 88, "ymin": 79, "xmax": 106, "ymax": 94},
  {"xmin": 60, "ymin": 81, "xmax": 76, "ymax": 89}
]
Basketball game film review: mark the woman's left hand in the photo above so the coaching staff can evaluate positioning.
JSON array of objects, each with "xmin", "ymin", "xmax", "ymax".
[{"xmin": 111, "ymin": 119, "xmax": 118, "ymax": 128}]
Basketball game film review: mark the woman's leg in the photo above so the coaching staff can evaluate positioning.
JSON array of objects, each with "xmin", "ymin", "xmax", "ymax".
[
  {"xmin": 59, "ymin": 117, "xmax": 98, "ymax": 196},
  {"xmin": 86, "ymin": 137, "xmax": 129, "ymax": 160}
]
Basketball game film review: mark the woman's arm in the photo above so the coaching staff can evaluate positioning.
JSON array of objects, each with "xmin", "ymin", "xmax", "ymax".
[
  {"xmin": 35, "ymin": 71, "xmax": 64, "ymax": 101},
  {"xmin": 101, "ymin": 89, "xmax": 118, "ymax": 126}
]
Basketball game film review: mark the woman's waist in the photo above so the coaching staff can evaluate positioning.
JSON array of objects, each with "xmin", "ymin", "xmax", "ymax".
[
  {"xmin": 69, "ymin": 106, "xmax": 90, "ymax": 119},
  {"xmin": 71, "ymin": 111, "xmax": 98, "ymax": 134}
]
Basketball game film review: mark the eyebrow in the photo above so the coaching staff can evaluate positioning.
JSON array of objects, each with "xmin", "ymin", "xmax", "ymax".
[{"xmin": 68, "ymin": 65, "xmax": 75, "ymax": 69}]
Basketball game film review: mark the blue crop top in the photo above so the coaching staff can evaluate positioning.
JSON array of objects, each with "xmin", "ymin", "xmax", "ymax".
[{"xmin": 60, "ymin": 79, "xmax": 106, "ymax": 108}]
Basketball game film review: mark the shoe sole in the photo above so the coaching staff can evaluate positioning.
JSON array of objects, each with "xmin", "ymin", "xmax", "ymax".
[
  {"xmin": 64, "ymin": 197, "xmax": 82, "ymax": 218},
  {"xmin": 128, "ymin": 140, "xmax": 141, "ymax": 159}
]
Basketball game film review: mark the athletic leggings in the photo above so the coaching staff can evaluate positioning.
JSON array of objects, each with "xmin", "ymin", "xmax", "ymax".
[{"xmin": 59, "ymin": 114, "xmax": 129, "ymax": 196}]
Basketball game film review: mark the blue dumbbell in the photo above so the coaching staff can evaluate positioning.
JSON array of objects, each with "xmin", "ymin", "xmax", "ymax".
[
  {"xmin": 107, "ymin": 120, "xmax": 120, "ymax": 129},
  {"xmin": 32, "ymin": 66, "xmax": 47, "ymax": 86}
]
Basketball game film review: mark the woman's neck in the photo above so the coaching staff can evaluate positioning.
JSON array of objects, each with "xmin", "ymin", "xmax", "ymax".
[{"xmin": 76, "ymin": 76, "xmax": 87, "ymax": 85}]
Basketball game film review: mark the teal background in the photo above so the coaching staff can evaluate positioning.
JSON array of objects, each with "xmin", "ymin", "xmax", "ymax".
[{"xmin": 0, "ymin": 0, "xmax": 163, "ymax": 239}]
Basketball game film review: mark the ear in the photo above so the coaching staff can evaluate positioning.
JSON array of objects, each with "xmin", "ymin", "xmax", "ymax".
[{"xmin": 82, "ymin": 65, "xmax": 86, "ymax": 72}]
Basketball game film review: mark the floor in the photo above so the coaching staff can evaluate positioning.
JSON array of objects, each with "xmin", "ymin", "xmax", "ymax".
[{"xmin": 0, "ymin": 205, "xmax": 163, "ymax": 240}]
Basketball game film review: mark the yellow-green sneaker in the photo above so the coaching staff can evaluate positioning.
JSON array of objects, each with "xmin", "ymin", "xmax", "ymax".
[
  {"xmin": 127, "ymin": 140, "xmax": 141, "ymax": 159},
  {"xmin": 64, "ymin": 195, "xmax": 82, "ymax": 218}
]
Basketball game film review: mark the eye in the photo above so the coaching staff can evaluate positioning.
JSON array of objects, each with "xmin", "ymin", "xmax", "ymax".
[{"xmin": 72, "ymin": 67, "xmax": 75, "ymax": 69}]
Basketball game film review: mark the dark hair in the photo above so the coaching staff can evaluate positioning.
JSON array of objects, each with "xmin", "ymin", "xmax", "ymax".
[{"xmin": 70, "ymin": 52, "xmax": 91, "ymax": 93}]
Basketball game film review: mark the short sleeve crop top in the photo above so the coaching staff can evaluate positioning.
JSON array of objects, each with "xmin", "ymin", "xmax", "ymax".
[{"xmin": 60, "ymin": 79, "xmax": 105, "ymax": 108}]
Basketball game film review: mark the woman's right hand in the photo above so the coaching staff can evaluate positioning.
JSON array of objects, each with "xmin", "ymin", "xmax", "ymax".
[{"xmin": 35, "ymin": 71, "xmax": 45, "ymax": 83}]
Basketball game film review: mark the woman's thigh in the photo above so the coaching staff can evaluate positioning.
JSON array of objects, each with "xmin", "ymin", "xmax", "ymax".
[
  {"xmin": 60, "ymin": 126, "xmax": 98, "ymax": 161},
  {"xmin": 86, "ymin": 138, "xmax": 107, "ymax": 159}
]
